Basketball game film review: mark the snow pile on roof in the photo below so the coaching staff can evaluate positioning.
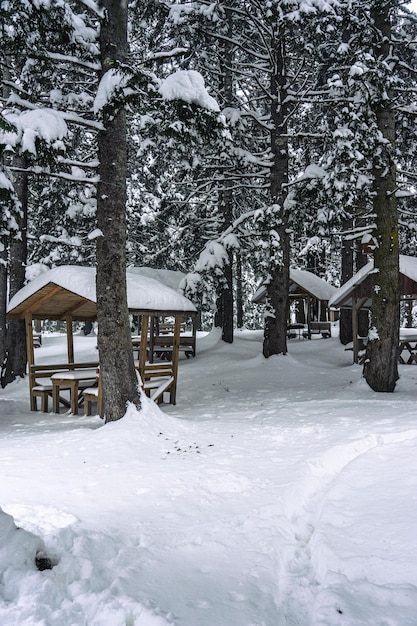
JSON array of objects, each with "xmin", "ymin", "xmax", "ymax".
[
  {"xmin": 399, "ymin": 254, "xmax": 417, "ymax": 282},
  {"xmin": 329, "ymin": 262, "xmax": 376, "ymax": 308},
  {"xmin": 159, "ymin": 70, "xmax": 220, "ymax": 112},
  {"xmin": 329, "ymin": 255, "xmax": 417, "ymax": 308},
  {"xmin": 7, "ymin": 266, "xmax": 196, "ymax": 314},
  {"xmin": 128, "ymin": 267, "xmax": 186, "ymax": 292},
  {"xmin": 290, "ymin": 269, "xmax": 337, "ymax": 300},
  {"xmin": 253, "ymin": 269, "xmax": 336, "ymax": 303}
]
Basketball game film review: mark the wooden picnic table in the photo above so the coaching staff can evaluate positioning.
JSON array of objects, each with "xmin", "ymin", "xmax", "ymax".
[
  {"xmin": 399, "ymin": 329, "xmax": 417, "ymax": 365},
  {"xmin": 51, "ymin": 368, "xmax": 98, "ymax": 414}
]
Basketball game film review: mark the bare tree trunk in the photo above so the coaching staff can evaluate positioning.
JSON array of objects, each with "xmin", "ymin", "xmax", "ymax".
[
  {"xmin": 1, "ymin": 166, "xmax": 28, "ymax": 387},
  {"xmin": 236, "ymin": 252, "xmax": 243, "ymax": 329},
  {"xmin": 339, "ymin": 222, "xmax": 354, "ymax": 345},
  {"xmin": 1, "ymin": 53, "xmax": 28, "ymax": 386},
  {"xmin": 215, "ymin": 5, "xmax": 234, "ymax": 344},
  {"xmin": 96, "ymin": 0, "xmax": 140, "ymax": 421},
  {"xmin": 0, "ymin": 248, "xmax": 7, "ymax": 378},
  {"xmin": 364, "ymin": 4, "xmax": 399, "ymax": 392},
  {"xmin": 263, "ymin": 33, "xmax": 289, "ymax": 358}
]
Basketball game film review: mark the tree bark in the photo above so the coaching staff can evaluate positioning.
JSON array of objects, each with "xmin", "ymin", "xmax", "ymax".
[
  {"xmin": 96, "ymin": 0, "xmax": 140, "ymax": 421},
  {"xmin": 363, "ymin": 4, "xmax": 399, "ymax": 392},
  {"xmin": 339, "ymin": 223, "xmax": 354, "ymax": 345},
  {"xmin": 263, "ymin": 33, "xmax": 289, "ymax": 358},
  {"xmin": 215, "ymin": 5, "xmax": 234, "ymax": 344},
  {"xmin": 0, "ymin": 248, "xmax": 7, "ymax": 378},
  {"xmin": 235, "ymin": 252, "xmax": 243, "ymax": 329},
  {"xmin": 1, "ymin": 166, "xmax": 28, "ymax": 386}
]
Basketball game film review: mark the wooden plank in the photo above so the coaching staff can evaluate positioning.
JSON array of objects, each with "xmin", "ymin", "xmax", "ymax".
[
  {"xmin": 138, "ymin": 314, "xmax": 148, "ymax": 380},
  {"xmin": 66, "ymin": 315, "xmax": 74, "ymax": 363},
  {"xmin": 25, "ymin": 313, "xmax": 36, "ymax": 410}
]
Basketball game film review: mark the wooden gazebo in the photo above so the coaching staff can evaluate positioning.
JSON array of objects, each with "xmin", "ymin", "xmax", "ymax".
[
  {"xmin": 253, "ymin": 268, "xmax": 337, "ymax": 337},
  {"xmin": 7, "ymin": 266, "xmax": 197, "ymax": 409},
  {"xmin": 329, "ymin": 255, "xmax": 417, "ymax": 362}
]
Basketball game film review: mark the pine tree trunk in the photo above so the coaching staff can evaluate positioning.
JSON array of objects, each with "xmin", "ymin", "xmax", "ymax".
[
  {"xmin": 363, "ymin": 4, "xmax": 399, "ymax": 392},
  {"xmin": 0, "ymin": 248, "xmax": 7, "ymax": 380},
  {"xmin": 339, "ymin": 223, "xmax": 354, "ymax": 345},
  {"xmin": 1, "ymin": 166, "xmax": 28, "ymax": 386},
  {"xmin": 215, "ymin": 6, "xmax": 234, "ymax": 344},
  {"xmin": 263, "ymin": 34, "xmax": 289, "ymax": 358},
  {"xmin": 236, "ymin": 252, "xmax": 243, "ymax": 329},
  {"xmin": 96, "ymin": 0, "xmax": 140, "ymax": 421}
]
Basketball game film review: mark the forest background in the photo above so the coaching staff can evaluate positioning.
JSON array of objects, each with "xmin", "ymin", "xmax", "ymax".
[{"xmin": 1, "ymin": 0, "xmax": 416, "ymax": 419}]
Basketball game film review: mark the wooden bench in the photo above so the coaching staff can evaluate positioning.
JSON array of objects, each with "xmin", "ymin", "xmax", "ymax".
[
  {"xmin": 83, "ymin": 369, "xmax": 103, "ymax": 417},
  {"xmin": 29, "ymin": 362, "xmax": 99, "ymax": 412},
  {"xmin": 303, "ymin": 321, "xmax": 331, "ymax": 338},
  {"xmin": 142, "ymin": 362, "xmax": 176, "ymax": 404},
  {"xmin": 33, "ymin": 334, "xmax": 42, "ymax": 348},
  {"xmin": 82, "ymin": 363, "xmax": 176, "ymax": 416},
  {"xmin": 152, "ymin": 335, "xmax": 196, "ymax": 359}
]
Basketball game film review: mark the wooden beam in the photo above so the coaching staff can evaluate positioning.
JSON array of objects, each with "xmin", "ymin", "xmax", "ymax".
[
  {"xmin": 138, "ymin": 314, "xmax": 148, "ymax": 382},
  {"xmin": 21, "ymin": 285, "xmax": 64, "ymax": 315},
  {"xmin": 170, "ymin": 315, "xmax": 181, "ymax": 405},
  {"xmin": 25, "ymin": 313, "xmax": 36, "ymax": 410},
  {"xmin": 66, "ymin": 315, "xmax": 74, "ymax": 363}
]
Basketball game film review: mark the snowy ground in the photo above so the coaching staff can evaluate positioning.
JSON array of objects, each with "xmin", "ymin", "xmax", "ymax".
[{"xmin": 1, "ymin": 328, "xmax": 417, "ymax": 626}]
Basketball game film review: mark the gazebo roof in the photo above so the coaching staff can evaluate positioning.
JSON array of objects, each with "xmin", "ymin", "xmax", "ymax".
[
  {"xmin": 253, "ymin": 269, "xmax": 337, "ymax": 304},
  {"xmin": 128, "ymin": 266, "xmax": 186, "ymax": 292},
  {"xmin": 329, "ymin": 255, "xmax": 417, "ymax": 309},
  {"xmin": 7, "ymin": 265, "xmax": 197, "ymax": 322}
]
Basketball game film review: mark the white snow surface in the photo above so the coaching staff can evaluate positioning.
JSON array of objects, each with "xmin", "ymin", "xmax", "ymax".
[
  {"xmin": 1, "ymin": 328, "xmax": 417, "ymax": 625},
  {"xmin": 7, "ymin": 265, "xmax": 196, "ymax": 315},
  {"xmin": 159, "ymin": 70, "xmax": 220, "ymax": 112}
]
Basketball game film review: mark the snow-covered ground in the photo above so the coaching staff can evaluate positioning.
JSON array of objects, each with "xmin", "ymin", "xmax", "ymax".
[{"xmin": 1, "ymin": 328, "xmax": 417, "ymax": 626}]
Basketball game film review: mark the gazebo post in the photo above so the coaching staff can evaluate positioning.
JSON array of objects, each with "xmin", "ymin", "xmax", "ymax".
[
  {"xmin": 352, "ymin": 297, "xmax": 368, "ymax": 363},
  {"xmin": 66, "ymin": 315, "xmax": 74, "ymax": 364},
  {"xmin": 306, "ymin": 295, "xmax": 312, "ymax": 339},
  {"xmin": 25, "ymin": 313, "xmax": 36, "ymax": 410},
  {"xmin": 138, "ymin": 314, "xmax": 149, "ymax": 382},
  {"xmin": 170, "ymin": 315, "xmax": 181, "ymax": 404},
  {"xmin": 352, "ymin": 298, "xmax": 359, "ymax": 363}
]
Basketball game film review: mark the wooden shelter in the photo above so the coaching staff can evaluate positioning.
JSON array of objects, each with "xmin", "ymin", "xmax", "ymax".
[
  {"xmin": 252, "ymin": 269, "xmax": 337, "ymax": 338},
  {"xmin": 329, "ymin": 255, "xmax": 417, "ymax": 362},
  {"xmin": 7, "ymin": 266, "xmax": 197, "ymax": 410}
]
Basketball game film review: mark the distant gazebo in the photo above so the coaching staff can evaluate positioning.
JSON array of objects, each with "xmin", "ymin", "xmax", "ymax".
[{"xmin": 253, "ymin": 269, "xmax": 337, "ymax": 337}]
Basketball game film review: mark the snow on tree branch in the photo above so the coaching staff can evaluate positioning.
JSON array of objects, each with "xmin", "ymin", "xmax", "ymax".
[{"xmin": 159, "ymin": 70, "xmax": 220, "ymax": 112}]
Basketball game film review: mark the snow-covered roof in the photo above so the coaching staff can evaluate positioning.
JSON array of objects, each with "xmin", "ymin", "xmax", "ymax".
[
  {"xmin": 7, "ymin": 266, "xmax": 196, "ymax": 321},
  {"xmin": 329, "ymin": 262, "xmax": 376, "ymax": 308},
  {"xmin": 253, "ymin": 269, "xmax": 337, "ymax": 304},
  {"xmin": 329, "ymin": 255, "xmax": 417, "ymax": 308},
  {"xmin": 289, "ymin": 269, "xmax": 337, "ymax": 301},
  {"xmin": 399, "ymin": 254, "xmax": 417, "ymax": 283},
  {"xmin": 127, "ymin": 267, "xmax": 185, "ymax": 292}
]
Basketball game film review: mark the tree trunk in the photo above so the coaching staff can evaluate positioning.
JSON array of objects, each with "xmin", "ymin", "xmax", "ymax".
[
  {"xmin": 0, "ymin": 247, "xmax": 7, "ymax": 379},
  {"xmin": 96, "ymin": 0, "xmax": 140, "ymax": 421},
  {"xmin": 263, "ymin": 33, "xmax": 289, "ymax": 358},
  {"xmin": 339, "ymin": 223, "xmax": 354, "ymax": 345},
  {"xmin": 236, "ymin": 251, "xmax": 243, "ymax": 329},
  {"xmin": 356, "ymin": 240, "xmax": 369, "ymax": 338},
  {"xmin": 1, "ymin": 165, "xmax": 28, "ymax": 387},
  {"xmin": 363, "ymin": 4, "xmax": 399, "ymax": 392},
  {"xmin": 215, "ymin": 6, "xmax": 234, "ymax": 344}
]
